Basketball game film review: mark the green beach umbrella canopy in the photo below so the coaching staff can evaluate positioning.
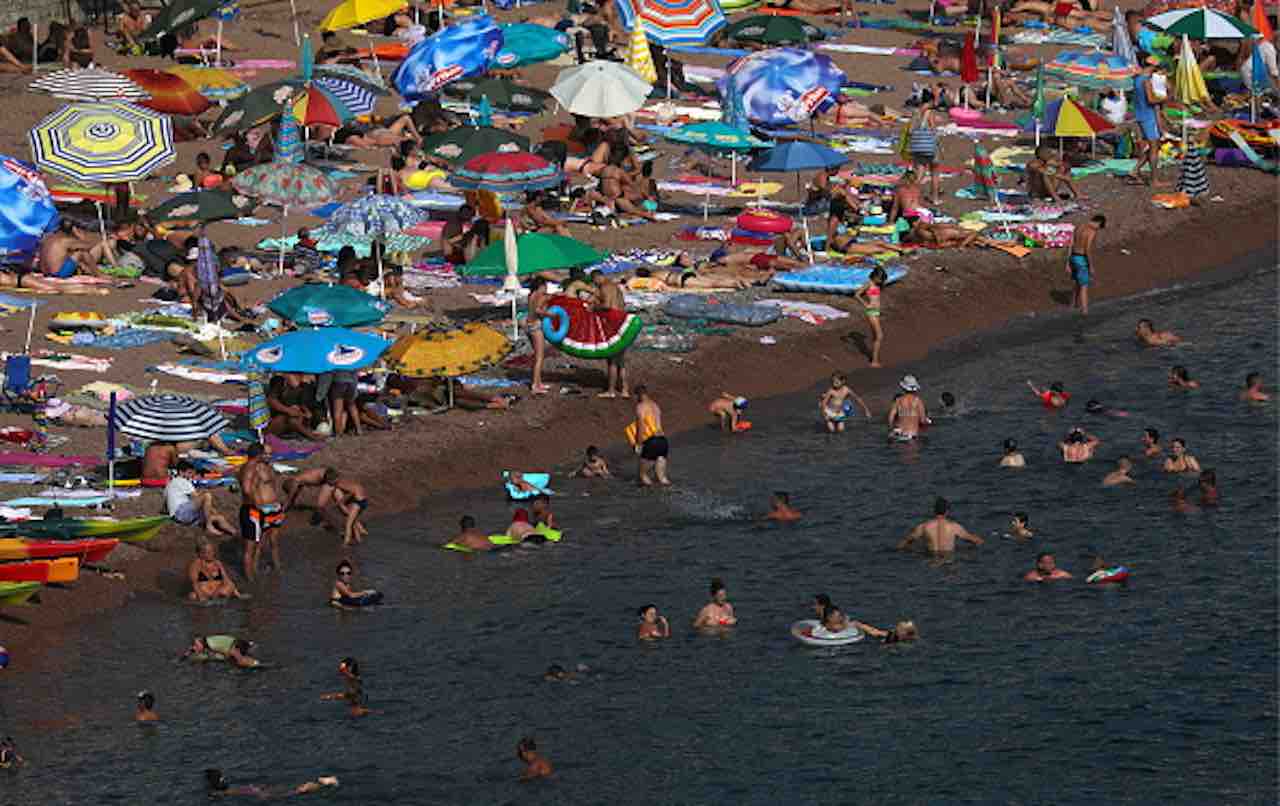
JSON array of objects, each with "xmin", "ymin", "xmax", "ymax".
[
  {"xmin": 148, "ymin": 189, "xmax": 255, "ymax": 224},
  {"xmin": 214, "ymin": 81, "xmax": 301, "ymax": 134},
  {"xmin": 421, "ymin": 124, "xmax": 530, "ymax": 165},
  {"xmin": 664, "ymin": 121, "xmax": 771, "ymax": 151},
  {"xmin": 459, "ymin": 233, "xmax": 604, "ymax": 277},
  {"xmin": 442, "ymin": 77, "xmax": 552, "ymax": 112},
  {"xmin": 141, "ymin": 0, "xmax": 227, "ymax": 41},
  {"xmin": 1144, "ymin": 7, "xmax": 1256, "ymax": 39},
  {"xmin": 723, "ymin": 15, "xmax": 826, "ymax": 46},
  {"xmin": 268, "ymin": 283, "xmax": 389, "ymax": 327}
]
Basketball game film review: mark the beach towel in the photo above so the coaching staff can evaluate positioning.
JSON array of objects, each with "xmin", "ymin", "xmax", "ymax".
[
  {"xmin": 985, "ymin": 242, "xmax": 1033, "ymax": 258},
  {"xmin": 85, "ymin": 329, "xmax": 175, "ymax": 350},
  {"xmin": 151, "ymin": 363, "xmax": 248, "ymax": 385},
  {"xmin": 25, "ymin": 351, "xmax": 112, "ymax": 373},
  {"xmin": 757, "ymin": 299, "xmax": 851, "ymax": 324},
  {"xmin": 5, "ymin": 496, "xmax": 111, "ymax": 507},
  {"xmin": 0, "ymin": 473, "xmax": 48, "ymax": 484}
]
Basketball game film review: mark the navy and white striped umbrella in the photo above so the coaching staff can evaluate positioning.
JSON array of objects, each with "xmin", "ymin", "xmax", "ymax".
[
  {"xmin": 314, "ymin": 76, "xmax": 376, "ymax": 116},
  {"xmin": 113, "ymin": 394, "xmax": 228, "ymax": 442},
  {"xmin": 30, "ymin": 68, "xmax": 150, "ymax": 102}
]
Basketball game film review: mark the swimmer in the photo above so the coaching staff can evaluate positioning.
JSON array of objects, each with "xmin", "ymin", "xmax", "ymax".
[
  {"xmin": 850, "ymin": 619, "xmax": 919, "ymax": 644},
  {"xmin": 543, "ymin": 664, "xmax": 572, "ymax": 682},
  {"xmin": 1059, "ymin": 428, "xmax": 1100, "ymax": 462},
  {"xmin": 1163, "ymin": 438, "xmax": 1202, "ymax": 474},
  {"xmin": 506, "ymin": 509, "xmax": 537, "ymax": 541},
  {"xmin": 329, "ymin": 560, "xmax": 382, "ymax": 609},
  {"xmin": 321, "ymin": 657, "xmax": 370, "ymax": 717},
  {"xmin": 636, "ymin": 604, "xmax": 671, "ymax": 640},
  {"xmin": 1028, "ymin": 380, "xmax": 1070, "ymax": 408},
  {"xmin": 940, "ymin": 392, "xmax": 956, "ymax": 410},
  {"xmin": 1000, "ymin": 438, "xmax": 1026, "ymax": 468},
  {"xmin": 450, "ymin": 515, "xmax": 496, "ymax": 552},
  {"xmin": 1103, "ymin": 457, "xmax": 1136, "ymax": 486},
  {"xmin": 1085, "ymin": 400, "xmax": 1130, "ymax": 418},
  {"xmin": 572, "ymin": 445, "xmax": 612, "ymax": 478},
  {"xmin": 819, "ymin": 372, "xmax": 870, "ymax": 433},
  {"xmin": 887, "ymin": 375, "xmax": 930, "ymax": 440},
  {"xmin": 1168, "ymin": 366, "xmax": 1200, "ymax": 390},
  {"xmin": 1240, "ymin": 372, "xmax": 1270, "ymax": 402},
  {"xmin": 898, "ymin": 497, "xmax": 984, "ymax": 554},
  {"xmin": 766, "ymin": 491, "xmax": 802, "ymax": 522},
  {"xmin": 316, "ymin": 469, "xmax": 369, "ymax": 547},
  {"xmin": 692, "ymin": 577, "xmax": 737, "ymax": 629},
  {"xmin": 0, "ymin": 737, "xmax": 23, "ymax": 768},
  {"xmin": 517, "ymin": 737, "xmax": 553, "ymax": 781},
  {"xmin": 530, "ymin": 494, "xmax": 555, "ymax": 529},
  {"xmin": 135, "ymin": 691, "xmax": 159, "ymax": 722},
  {"xmin": 1142, "ymin": 427, "xmax": 1163, "ymax": 459},
  {"xmin": 1024, "ymin": 552, "xmax": 1072, "ymax": 582},
  {"xmin": 1010, "ymin": 511, "xmax": 1034, "ymax": 540},
  {"xmin": 1170, "ymin": 485, "xmax": 1200, "ymax": 513},
  {"xmin": 811, "ymin": 593, "xmax": 832, "ymax": 621},
  {"xmin": 815, "ymin": 603, "xmax": 851, "ymax": 634},
  {"xmin": 708, "ymin": 392, "xmax": 748, "ymax": 432},
  {"xmin": 204, "ymin": 768, "xmax": 338, "ymax": 797},
  {"xmin": 225, "ymin": 639, "xmax": 260, "ymax": 669},
  {"xmin": 1135, "ymin": 319, "xmax": 1181, "ymax": 346},
  {"xmin": 1197, "ymin": 469, "xmax": 1219, "ymax": 507}
]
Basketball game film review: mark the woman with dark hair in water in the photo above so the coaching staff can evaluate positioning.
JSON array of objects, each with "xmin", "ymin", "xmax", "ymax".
[
  {"xmin": 204, "ymin": 768, "xmax": 338, "ymax": 797},
  {"xmin": 321, "ymin": 657, "xmax": 371, "ymax": 716}
]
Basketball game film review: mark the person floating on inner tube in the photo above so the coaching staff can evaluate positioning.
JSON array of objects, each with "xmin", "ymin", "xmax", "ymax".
[{"xmin": 329, "ymin": 561, "xmax": 383, "ymax": 609}]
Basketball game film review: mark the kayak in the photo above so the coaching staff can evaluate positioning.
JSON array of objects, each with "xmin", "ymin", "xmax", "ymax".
[
  {"xmin": 0, "ymin": 538, "xmax": 119, "ymax": 563},
  {"xmin": 0, "ymin": 582, "xmax": 42, "ymax": 606},
  {"xmin": 0, "ymin": 515, "xmax": 169, "ymax": 544},
  {"xmin": 0, "ymin": 557, "xmax": 79, "ymax": 583}
]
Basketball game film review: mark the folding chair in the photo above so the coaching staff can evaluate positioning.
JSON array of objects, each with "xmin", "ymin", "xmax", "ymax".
[{"xmin": 2, "ymin": 355, "xmax": 59, "ymax": 414}]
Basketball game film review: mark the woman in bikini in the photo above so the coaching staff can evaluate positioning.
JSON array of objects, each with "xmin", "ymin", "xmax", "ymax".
[
  {"xmin": 526, "ymin": 277, "xmax": 551, "ymax": 395},
  {"xmin": 855, "ymin": 266, "xmax": 887, "ymax": 368},
  {"xmin": 187, "ymin": 540, "xmax": 243, "ymax": 602}
]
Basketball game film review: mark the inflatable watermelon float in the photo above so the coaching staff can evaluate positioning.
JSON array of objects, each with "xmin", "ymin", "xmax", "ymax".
[{"xmin": 542, "ymin": 295, "xmax": 642, "ymax": 360}]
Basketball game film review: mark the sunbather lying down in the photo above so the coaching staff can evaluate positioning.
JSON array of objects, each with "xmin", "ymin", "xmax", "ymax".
[
  {"xmin": 825, "ymin": 234, "xmax": 910, "ymax": 258},
  {"xmin": 901, "ymin": 217, "xmax": 1003, "ymax": 249},
  {"xmin": 0, "ymin": 270, "xmax": 109, "ymax": 295}
]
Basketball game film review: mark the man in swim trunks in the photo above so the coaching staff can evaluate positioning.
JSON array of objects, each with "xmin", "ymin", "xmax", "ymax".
[
  {"xmin": 1024, "ymin": 552, "xmax": 1072, "ymax": 582},
  {"xmin": 450, "ymin": 515, "xmax": 494, "ymax": 551},
  {"xmin": 37, "ymin": 221, "xmax": 111, "ymax": 278},
  {"xmin": 1135, "ymin": 319, "xmax": 1181, "ymax": 346},
  {"xmin": 630, "ymin": 385, "xmax": 670, "ymax": 486},
  {"xmin": 1103, "ymin": 456, "xmax": 1136, "ymax": 486},
  {"xmin": 766, "ymin": 491, "xmax": 801, "ymax": 522},
  {"xmin": 692, "ymin": 578, "xmax": 736, "ymax": 629},
  {"xmin": 897, "ymin": 497, "xmax": 984, "ymax": 554},
  {"xmin": 314, "ymin": 469, "xmax": 369, "ymax": 546},
  {"xmin": 237, "ymin": 442, "xmax": 283, "ymax": 580},
  {"xmin": 887, "ymin": 375, "xmax": 929, "ymax": 440},
  {"xmin": 1067, "ymin": 215, "xmax": 1104, "ymax": 316},
  {"xmin": 1142, "ymin": 427, "xmax": 1163, "ymax": 459},
  {"xmin": 1240, "ymin": 372, "xmax": 1270, "ymax": 402},
  {"xmin": 1059, "ymin": 428, "xmax": 1100, "ymax": 463},
  {"xmin": 1163, "ymin": 438, "xmax": 1201, "ymax": 474},
  {"xmin": 593, "ymin": 271, "xmax": 630, "ymax": 399}
]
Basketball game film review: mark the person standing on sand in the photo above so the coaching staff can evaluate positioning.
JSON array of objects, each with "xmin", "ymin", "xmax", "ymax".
[
  {"xmin": 855, "ymin": 266, "xmax": 887, "ymax": 368},
  {"xmin": 1067, "ymin": 214, "xmax": 1105, "ymax": 316},
  {"xmin": 628, "ymin": 386, "xmax": 670, "ymax": 486},
  {"xmin": 897, "ymin": 497, "xmax": 984, "ymax": 555},
  {"xmin": 526, "ymin": 277, "xmax": 551, "ymax": 396},
  {"xmin": 1127, "ymin": 57, "xmax": 1164, "ymax": 186},
  {"xmin": 593, "ymin": 272, "xmax": 630, "ymax": 398},
  {"xmin": 237, "ymin": 443, "xmax": 284, "ymax": 580}
]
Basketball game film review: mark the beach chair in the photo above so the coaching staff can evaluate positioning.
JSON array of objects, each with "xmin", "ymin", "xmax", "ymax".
[{"xmin": 1, "ymin": 355, "xmax": 59, "ymax": 414}]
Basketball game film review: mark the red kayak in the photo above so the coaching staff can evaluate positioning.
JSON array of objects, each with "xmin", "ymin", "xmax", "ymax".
[
  {"xmin": 0, "ymin": 557, "xmax": 80, "ymax": 583},
  {"xmin": 0, "ymin": 538, "xmax": 119, "ymax": 563}
]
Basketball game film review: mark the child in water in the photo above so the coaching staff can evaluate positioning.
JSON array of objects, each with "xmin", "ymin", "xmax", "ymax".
[
  {"xmin": 321, "ymin": 657, "xmax": 371, "ymax": 717},
  {"xmin": 573, "ymin": 446, "xmax": 611, "ymax": 478},
  {"xmin": 708, "ymin": 392, "xmax": 749, "ymax": 432},
  {"xmin": 819, "ymin": 373, "xmax": 871, "ymax": 433},
  {"xmin": 1027, "ymin": 380, "xmax": 1070, "ymax": 408}
]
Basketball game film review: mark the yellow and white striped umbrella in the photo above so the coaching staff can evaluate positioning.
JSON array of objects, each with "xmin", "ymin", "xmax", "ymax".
[
  {"xmin": 29, "ymin": 102, "xmax": 175, "ymax": 184},
  {"xmin": 626, "ymin": 23, "xmax": 658, "ymax": 84}
]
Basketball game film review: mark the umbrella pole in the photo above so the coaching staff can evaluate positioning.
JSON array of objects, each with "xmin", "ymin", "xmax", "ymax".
[
  {"xmin": 801, "ymin": 215, "xmax": 813, "ymax": 264},
  {"xmin": 31, "ymin": 23, "xmax": 36, "ymax": 74},
  {"xmin": 731, "ymin": 152, "xmax": 736, "ymax": 186},
  {"xmin": 985, "ymin": 67, "xmax": 992, "ymax": 108},
  {"xmin": 24, "ymin": 300, "xmax": 36, "ymax": 354},
  {"xmin": 279, "ymin": 205, "xmax": 288, "ymax": 276},
  {"xmin": 216, "ymin": 20, "xmax": 223, "ymax": 67},
  {"xmin": 1035, "ymin": 120, "xmax": 1041, "ymax": 148},
  {"xmin": 511, "ymin": 294, "xmax": 518, "ymax": 341},
  {"xmin": 107, "ymin": 392, "xmax": 116, "ymax": 498},
  {"xmin": 95, "ymin": 201, "xmax": 107, "ymax": 245},
  {"xmin": 377, "ymin": 244, "xmax": 386, "ymax": 301},
  {"xmin": 290, "ymin": 0, "xmax": 301, "ymax": 46}
]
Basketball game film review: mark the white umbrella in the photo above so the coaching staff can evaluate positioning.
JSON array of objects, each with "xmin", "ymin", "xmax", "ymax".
[
  {"xmin": 503, "ymin": 218, "xmax": 520, "ymax": 341},
  {"xmin": 550, "ymin": 61, "xmax": 652, "ymax": 118}
]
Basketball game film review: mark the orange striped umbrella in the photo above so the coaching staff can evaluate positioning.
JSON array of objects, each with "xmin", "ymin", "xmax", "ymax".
[{"xmin": 123, "ymin": 69, "xmax": 211, "ymax": 116}]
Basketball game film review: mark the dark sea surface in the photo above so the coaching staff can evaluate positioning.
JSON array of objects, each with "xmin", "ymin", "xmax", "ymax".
[{"xmin": 2, "ymin": 264, "xmax": 1276, "ymax": 805}]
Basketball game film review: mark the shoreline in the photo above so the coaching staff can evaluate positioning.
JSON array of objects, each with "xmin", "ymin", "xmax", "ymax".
[{"xmin": 3, "ymin": 190, "xmax": 1275, "ymax": 672}]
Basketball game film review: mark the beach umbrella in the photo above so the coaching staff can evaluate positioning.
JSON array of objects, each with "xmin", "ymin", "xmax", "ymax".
[
  {"xmin": 123, "ymin": 69, "xmax": 211, "ymax": 116},
  {"xmin": 495, "ymin": 23, "xmax": 570, "ymax": 69},
  {"xmin": 214, "ymin": 81, "xmax": 301, "ymax": 134},
  {"xmin": 1145, "ymin": 7, "xmax": 1256, "ymax": 39},
  {"xmin": 148, "ymin": 189, "xmax": 255, "ymax": 226},
  {"xmin": 459, "ymin": 233, "xmax": 604, "ymax": 277},
  {"xmin": 665, "ymin": 121, "xmax": 770, "ymax": 184},
  {"xmin": 723, "ymin": 15, "xmax": 825, "ymax": 46},
  {"xmin": 614, "ymin": 0, "xmax": 727, "ymax": 46},
  {"xmin": 30, "ymin": 67, "xmax": 149, "ymax": 102},
  {"xmin": 0, "ymin": 156, "xmax": 58, "ymax": 267},
  {"xmin": 301, "ymin": 225, "xmax": 430, "ymax": 256},
  {"xmin": 241, "ymin": 328, "xmax": 389, "ymax": 374},
  {"xmin": 166, "ymin": 66, "xmax": 248, "ymax": 101},
  {"xmin": 392, "ymin": 14, "xmax": 503, "ymax": 102},
  {"xmin": 313, "ymin": 64, "xmax": 390, "ymax": 96},
  {"xmin": 443, "ymin": 77, "xmax": 551, "ymax": 112},
  {"xmin": 961, "ymin": 31, "xmax": 980, "ymax": 84},
  {"xmin": 626, "ymin": 24, "xmax": 659, "ymax": 84},
  {"xmin": 1251, "ymin": 0, "xmax": 1274, "ymax": 39},
  {"xmin": 748, "ymin": 139, "xmax": 848, "ymax": 173},
  {"xmin": 384, "ymin": 323, "xmax": 512, "ymax": 378},
  {"xmin": 289, "ymin": 83, "xmax": 357, "ymax": 128},
  {"xmin": 319, "ymin": 0, "xmax": 406, "ymax": 30},
  {"xmin": 141, "ymin": 0, "xmax": 227, "ymax": 41},
  {"xmin": 194, "ymin": 233, "xmax": 227, "ymax": 358},
  {"xmin": 722, "ymin": 74, "xmax": 749, "ymax": 132},
  {"xmin": 246, "ymin": 374, "xmax": 270, "ymax": 439},
  {"xmin": 268, "ymin": 284, "xmax": 388, "ymax": 327},
  {"xmin": 718, "ymin": 48, "xmax": 845, "ymax": 126},
  {"xmin": 29, "ymin": 102, "xmax": 175, "ymax": 185},
  {"xmin": 1174, "ymin": 34, "xmax": 1210, "ymax": 145},
  {"xmin": 421, "ymin": 124, "xmax": 530, "ymax": 165},
  {"xmin": 1142, "ymin": 0, "xmax": 1234, "ymax": 15},
  {"xmin": 1026, "ymin": 96, "xmax": 1114, "ymax": 136},
  {"xmin": 312, "ymin": 76, "xmax": 377, "ymax": 117},
  {"xmin": 1043, "ymin": 51, "xmax": 1141, "ymax": 90},
  {"xmin": 327, "ymin": 194, "xmax": 427, "ymax": 240},
  {"xmin": 1251, "ymin": 38, "xmax": 1274, "ymax": 120},
  {"xmin": 114, "ymin": 394, "xmax": 229, "ymax": 442},
  {"xmin": 550, "ymin": 62, "xmax": 652, "ymax": 118},
  {"xmin": 1112, "ymin": 7, "xmax": 1138, "ymax": 67},
  {"xmin": 450, "ymin": 151, "xmax": 563, "ymax": 194}
]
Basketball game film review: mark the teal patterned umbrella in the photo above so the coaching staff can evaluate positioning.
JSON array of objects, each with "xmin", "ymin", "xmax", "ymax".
[{"xmin": 327, "ymin": 193, "xmax": 427, "ymax": 239}]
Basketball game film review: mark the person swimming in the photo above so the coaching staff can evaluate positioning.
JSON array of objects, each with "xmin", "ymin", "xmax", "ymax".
[
  {"xmin": 0, "ymin": 737, "xmax": 24, "ymax": 768},
  {"xmin": 1024, "ymin": 552, "xmax": 1072, "ymax": 582},
  {"xmin": 636, "ymin": 604, "xmax": 671, "ymax": 640},
  {"xmin": 1010, "ymin": 511, "xmax": 1034, "ymax": 539},
  {"xmin": 517, "ymin": 737, "xmax": 553, "ymax": 780},
  {"xmin": 1028, "ymin": 380, "xmax": 1070, "ymax": 408},
  {"xmin": 329, "ymin": 560, "xmax": 383, "ymax": 608},
  {"xmin": 1085, "ymin": 399, "xmax": 1130, "ymax": 417},
  {"xmin": 1060, "ymin": 428, "xmax": 1100, "ymax": 462},
  {"xmin": 1168, "ymin": 365, "xmax": 1200, "ymax": 389},
  {"xmin": 692, "ymin": 578, "xmax": 737, "ymax": 629},
  {"xmin": 766, "ymin": 491, "xmax": 802, "ymax": 522},
  {"xmin": 1103, "ymin": 457, "xmax": 1136, "ymax": 486},
  {"xmin": 1000, "ymin": 439, "xmax": 1026, "ymax": 468},
  {"xmin": 135, "ymin": 691, "xmax": 158, "ymax": 722}
]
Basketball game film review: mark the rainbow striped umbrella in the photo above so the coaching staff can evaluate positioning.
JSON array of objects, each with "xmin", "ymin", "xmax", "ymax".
[
  {"xmin": 615, "ymin": 0, "xmax": 726, "ymax": 46},
  {"xmin": 1043, "ymin": 51, "xmax": 1140, "ymax": 90},
  {"xmin": 1024, "ymin": 96, "xmax": 1114, "ymax": 138}
]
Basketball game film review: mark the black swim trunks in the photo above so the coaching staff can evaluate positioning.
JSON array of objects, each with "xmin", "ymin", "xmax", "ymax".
[
  {"xmin": 239, "ymin": 504, "xmax": 258, "ymax": 543},
  {"xmin": 640, "ymin": 435, "xmax": 669, "ymax": 461}
]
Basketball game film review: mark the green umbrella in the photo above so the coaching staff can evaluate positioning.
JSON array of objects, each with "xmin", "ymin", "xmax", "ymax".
[
  {"xmin": 148, "ymin": 189, "xmax": 255, "ymax": 224},
  {"xmin": 459, "ymin": 233, "xmax": 604, "ymax": 277},
  {"xmin": 442, "ymin": 77, "xmax": 552, "ymax": 112},
  {"xmin": 141, "ymin": 0, "xmax": 227, "ymax": 41},
  {"xmin": 723, "ymin": 15, "xmax": 826, "ymax": 46},
  {"xmin": 664, "ymin": 121, "xmax": 771, "ymax": 151},
  {"xmin": 421, "ymin": 125, "xmax": 531, "ymax": 166},
  {"xmin": 213, "ymin": 81, "xmax": 300, "ymax": 134}
]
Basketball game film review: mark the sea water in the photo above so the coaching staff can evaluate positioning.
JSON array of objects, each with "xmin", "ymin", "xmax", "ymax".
[{"xmin": 1, "ymin": 264, "xmax": 1276, "ymax": 804}]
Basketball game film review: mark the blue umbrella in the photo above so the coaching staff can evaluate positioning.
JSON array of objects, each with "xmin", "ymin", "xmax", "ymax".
[
  {"xmin": 721, "ymin": 74, "xmax": 749, "ymax": 133},
  {"xmin": 0, "ymin": 156, "xmax": 59, "ymax": 266},
  {"xmin": 748, "ymin": 140, "xmax": 848, "ymax": 172},
  {"xmin": 268, "ymin": 284, "xmax": 388, "ymax": 327},
  {"xmin": 392, "ymin": 15, "xmax": 504, "ymax": 102},
  {"xmin": 242, "ymin": 328, "xmax": 389, "ymax": 373},
  {"xmin": 1252, "ymin": 41, "xmax": 1273, "ymax": 92},
  {"xmin": 327, "ymin": 193, "xmax": 426, "ymax": 240},
  {"xmin": 718, "ymin": 48, "xmax": 845, "ymax": 126},
  {"xmin": 495, "ymin": 23, "xmax": 570, "ymax": 69},
  {"xmin": 195, "ymin": 233, "xmax": 224, "ymax": 323}
]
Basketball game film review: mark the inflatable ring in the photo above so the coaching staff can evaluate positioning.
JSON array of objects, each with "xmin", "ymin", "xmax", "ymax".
[
  {"xmin": 1086, "ymin": 566, "xmax": 1130, "ymax": 584},
  {"xmin": 542, "ymin": 305, "xmax": 570, "ymax": 343},
  {"xmin": 790, "ymin": 619, "xmax": 865, "ymax": 646},
  {"xmin": 736, "ymin": 210, "xmax": 793, "ymax": 234}
]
